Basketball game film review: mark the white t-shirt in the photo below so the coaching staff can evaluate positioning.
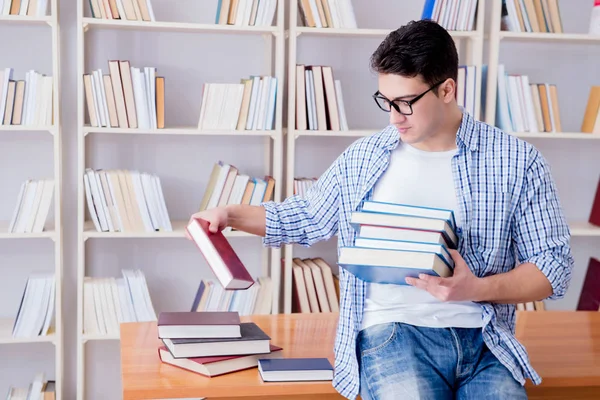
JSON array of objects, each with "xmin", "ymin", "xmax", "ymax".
[{"xmin": 360, "ymin": 141, "xmax": 484, "ymax": 330}]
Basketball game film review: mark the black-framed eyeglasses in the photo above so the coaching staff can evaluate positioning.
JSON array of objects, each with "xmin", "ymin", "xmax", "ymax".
[{"xmin": 372, "ymin": 80, "xmax": 445, "ymax": 115}]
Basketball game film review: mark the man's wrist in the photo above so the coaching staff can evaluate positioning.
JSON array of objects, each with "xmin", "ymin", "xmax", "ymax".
[{"xmin": 472, "ymin": 276, "xmax": 492, "ymax": 302}]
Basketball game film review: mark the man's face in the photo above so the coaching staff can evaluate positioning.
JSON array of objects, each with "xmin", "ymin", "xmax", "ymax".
[{"xmin": 375, "ymin": 73, "xmax": 449, "ymax": 146}]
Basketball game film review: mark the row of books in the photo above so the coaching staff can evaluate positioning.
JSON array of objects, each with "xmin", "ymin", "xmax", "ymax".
[
  {"xmin": 338, "ymin": 201, "xmax": 458, "ymax": 285},
  {"xmin": 496, "ymin": 65, "xmax": 562, "ymax": 133},
  {"xmin": 6, "ymin": 373, "xmax": 55, "ymax": 400},
  {"xmin": 197, "ymin": 75, "xmax": 277, "ymax": 131},
  {"xmin": 516, "ymin": 300, "xmax": 546, "ymax": 311},
  {"xmin": 292, "ymin": 257, "xmax": 339, "ymax": 314},
  {"xmin": 297, "ymin": 0, "xmax": 356, "ymax": 29},
  {"xmin": 12, "ymin": 274, "xmax": 55, "ymax": 338},
  {"xmin": 456, "ymin": 65, "xmax": 478, "ymax": 118},
  {"xmin": 88, "ymin": 0, "xmax": 155, "ymax": 21},
  {"xmin": 198, "ymin": 161, "xmax": 275, "ymax": 212},
  {"xmin": 83, "ymin": 270, "xmax": 156, "ymax": 336},
  {"xmin": 0, "ymin": 0, "xmax": 48, "ymax": 17},
  {"xmin": 157, "ymin": 311, "xmax": 333, "ymax": 381},
  {"xmin": 8, "ymin": 179, "xmax": 55, "ymax": 234},
  {"xmin": 191, "ymin": 276, "xmax": 272, "ymax": 316},
  {"xmin": 421, "ymin": 0, "xmax": 479, "ymax": 31},
  {"xmin": 84, "ymin": 168, "xmax": 172, "ymax": 233},
  {"xmin": 501, "ymin": 0, "xmax": 563, "ymax": 33},
  {"xmin": 582, "ymin": 86, "xmax": 600, "ymax": 134},
  {"xmin": 0, "ymin": 69, "xmax": 54, "ymax": 127},
  {"xmin": 295, "ymin": 64, "xmax": 348, "ymax": 131},
  {"xmin": 294, "ymin": 177, "xmax": 316, "ymax": 197},
  {"xmin": 84, "ymin": 60, "xmax": 164, "ymax": 129},
  {"xmin": 215, "ymin": 0, "xmax": 278, "ymax": 27}
]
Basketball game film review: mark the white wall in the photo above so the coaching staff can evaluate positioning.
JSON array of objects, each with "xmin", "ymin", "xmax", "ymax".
[{"xmin": 0, "ymin": 0, "xmax": 598, "ymax": 399}]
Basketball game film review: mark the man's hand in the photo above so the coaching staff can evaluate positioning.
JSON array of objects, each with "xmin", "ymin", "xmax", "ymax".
[
  {"xmin": 405, "ymin": 249, "xmax": 484, "ymax": 302},
  {"xmin": 185, "ymin": 207, "xmax": 229, "ymax": 239}
]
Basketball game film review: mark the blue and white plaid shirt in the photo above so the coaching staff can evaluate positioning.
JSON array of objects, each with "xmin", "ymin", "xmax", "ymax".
[{"xmin": 262, "ymin": 111, "xmax": 574, "ymax": 399}]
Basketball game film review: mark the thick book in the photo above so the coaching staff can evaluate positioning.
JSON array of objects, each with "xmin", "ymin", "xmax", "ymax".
[
  {"xmin": 354, "ymin": 237, "xmax": 454, "ymax": 268},
  {"xmin": 361, "ymin": 200, "xmax": 457, "ymax": 232},
  {"xmin": 186, "ymin": 217, "xmax": 254, "ymax": 290},
  {"xmin": 258, "ymin": 358, "xmax": 333, "ymax": 381},
  {"xmin": 338, "ymin": 246, "xmax": 453, "ymax": 285},
  {"xmin": 158, "ymin": 344, "xmax": 283, "ymax": 377},
  {"xmin": 162, "ymin": 322, "xmax": 271, "ymax": 358},
  {"xmin": 350, "ymin": 210, "xmax": 457, "ymax": 249},
  {"xmin": 577, "ymin": 258, "xmax": 600, "ymax": 311},
  {"xmin": 157, "ymin": 311, "xmax": 241, "ymax": 339}
]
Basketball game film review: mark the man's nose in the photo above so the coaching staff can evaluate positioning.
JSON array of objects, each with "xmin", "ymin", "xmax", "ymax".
[{"xmin": 389, "ymin": 108, "xmax": 407, "ymax": 125}]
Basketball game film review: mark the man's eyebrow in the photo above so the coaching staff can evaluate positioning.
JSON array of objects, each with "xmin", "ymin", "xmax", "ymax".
[{"xmin": 391, "ymin": 93, "xmax": 418, "ymax": 101}]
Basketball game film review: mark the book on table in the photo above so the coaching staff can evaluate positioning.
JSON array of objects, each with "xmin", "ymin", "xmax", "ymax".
[
  {"xmin": 257, "ymin": 358, "xmax": 334, "ymax": 382},
  {"xmin": 339, "ymin": 201, "xmax": 457, "ymax": 285},
  {"xmin": 157, "ymin": 311, "xmax": 242, "ymax": 339},
  {"xmin": 186, "ymin": 217, "xmax": 254, "ymax": 290}
]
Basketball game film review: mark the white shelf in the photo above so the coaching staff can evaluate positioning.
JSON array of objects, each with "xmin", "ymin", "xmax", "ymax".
[
  {"xmin": 499, "ymin": 31, "xmax": 600, "ymax": 43},
  {"xmin": 293, "ymin": 129, "xmax": 375, "ymax": 138},
  {"xmin": 0, "ymin": 318, "xmax": 55, "ymax": 345},
  {"xmin": 82, "ymin": 220, "xmax": 257, "ymax": 239},
  {"xmin": 83, "ymin": 126, "xmax": 278, "ymax": 138},
  {"xmin": 295, "ymin": 26, "xmax": 481, "ymax": 39},
  {"xmin": 82, "ymin": 17, "xmax": 278, "ymax": 35},
  {"xmin": 80, "ymin": 333, "xmax": 120, "ymax": 342},
  {"xmin": 570, "ymin": 222, "xmax": 600, "ymax": 237},
  {"xmin": 512, "ymin": 132, "xmax": 600, "ymax": 139},
  {"xmin": 0, "ymin": 222, "xmax": 56, "ymax": 239},
  {"xmin": 0, "ymin": 125, "xmax": 56, "ymax": 133},
  {"xmin": 0, "ymin": 15, "xmax": 52, "ymax": 25}
]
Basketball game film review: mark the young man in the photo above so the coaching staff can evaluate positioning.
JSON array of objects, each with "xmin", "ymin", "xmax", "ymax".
[{"xmin": 187, "ymin": 20, "xmax": 573, "ymax": 400}]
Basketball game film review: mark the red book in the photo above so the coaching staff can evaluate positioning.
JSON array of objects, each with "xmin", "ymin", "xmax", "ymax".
[
  {"xmin": 589, "ymin": 179, "xmax": 600, "ymax": 227},
  {"xmin": 577, "ymin": 258, "xmax": 600, "ymax": 311},
  {"xmin": 186, "ymin": 217, "xmax": 254, "ymax": 290}
]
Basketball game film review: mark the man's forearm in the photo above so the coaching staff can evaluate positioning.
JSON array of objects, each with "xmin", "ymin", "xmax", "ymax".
[
  {"xmin": 475, "ymin": 262, "xmax": 553, "ymax": 304},
  {"xmin": 225, "ymin": 204, "xmax": 266, "ymax": 237}
]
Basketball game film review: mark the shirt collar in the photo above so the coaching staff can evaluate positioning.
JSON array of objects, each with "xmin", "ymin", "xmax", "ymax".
[{"xmin": 377, "ymin": 108, "xmax": 479, "ymax": 152}]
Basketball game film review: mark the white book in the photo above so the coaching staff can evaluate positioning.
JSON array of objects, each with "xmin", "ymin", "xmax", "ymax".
[
  {"xmin": 25, "ymin": 179, "xmax": 45, "ymax": 233},
  {"xmin": 90, "ymin": 71, "xmax": 103, "ymax": 127},
  {"xmin": 245, "ymin": 76, "xmax": 261, "ymax": 130},
  {"xmin": 152, "ymin": 175, "xmax": 172, "ymax": 231},
  {"xmin": 130, "ymin": 171, "xmax": 154, "ymax": 231},
  {"xmin": 91, "ymin": 279, "xmax": 107, "ymax": 335},
  {"xmin": 92, "ymin": 169, "xmax": 114, "ymax": 232},
  {"xmin": 0, "ymin": 68, "xmax": 12, "ymax": 124},
  {"xmin": 265, "ymin": 77, "xmax": 277, "ymax": 130},
  {"xmin": 250, "ymin": 78, "xmax": 264, "ymax": 129},
  {"xmin": 96, "ymin": 69, "xmax": 111, "ymax": 128},
  {"xmin": 15, "ymin": 180, "xmax": 38, "ymax": 233},
  {"xmin": 520, "ymin": 75, "xmax": 539, "ymax": 132},
  {"xmin": 32, "ymin": 179, "xmax": 53, "ymax": 232},
  {"xmin": 8, "ymin": 181, "xmax": 27, "ymax": 233},
  {"xmin": 83, "ymin": 173, "xmax": 102, "ymax": 231},
  {"xmin": 83, "ymin": 279, "xmax": 99, "ymax": 334},
  {"xmin": 197, "ymin": 83, "xmax": 211, "ymax": 129},
  {"xmin": 334, "ymin": 80, "xmax": 348, "ymax": 130}
]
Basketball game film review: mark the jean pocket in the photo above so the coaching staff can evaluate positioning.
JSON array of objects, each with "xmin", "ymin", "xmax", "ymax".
[{"xmin": 358, "ymin": 322, "xmax": 397, "ymax": 357}]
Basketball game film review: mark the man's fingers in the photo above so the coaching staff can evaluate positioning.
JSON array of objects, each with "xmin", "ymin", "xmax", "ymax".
[{"xmin": 405, "ymin": 276, "xmax": 429, "ymax": 290}]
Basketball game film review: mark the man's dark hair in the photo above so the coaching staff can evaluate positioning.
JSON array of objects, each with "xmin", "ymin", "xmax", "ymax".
[{"xmin": 370, "ymin": 19, "xmax": 459, "ymax": 93}]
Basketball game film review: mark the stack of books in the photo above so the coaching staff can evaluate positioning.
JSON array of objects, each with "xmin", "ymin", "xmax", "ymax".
[
  {"xmin": 157, "ymin": 311, "xmax": 283, "ymax": 377},
  {"xmin": 338, "ymin": 201, "xmax": 458, "ymax": 285}
]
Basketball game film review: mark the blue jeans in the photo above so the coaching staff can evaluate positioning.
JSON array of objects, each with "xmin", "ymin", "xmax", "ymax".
[{"xmin": 357, "ymin": 322, "xmax": 528, "ymax": 399}]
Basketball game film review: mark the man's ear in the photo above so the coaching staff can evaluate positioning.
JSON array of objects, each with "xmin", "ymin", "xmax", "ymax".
[{"xmin": 440, "ymin": 78, "xmax": 456, "ymax": 103}]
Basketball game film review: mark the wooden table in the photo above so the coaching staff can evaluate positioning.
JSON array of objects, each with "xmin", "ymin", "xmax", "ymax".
[{"xmin": 120, "ymin": 311, "xmax": 600, "ymax": 400}]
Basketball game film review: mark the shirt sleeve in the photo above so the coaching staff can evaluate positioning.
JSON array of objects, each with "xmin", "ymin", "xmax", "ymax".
[
  {"xmin": 513, "ymin": 148, "xmax": 574, "ymax": 300},
  {"xmin": 261, "ymin": 156, "xmax": 341, "ymax": 248}
]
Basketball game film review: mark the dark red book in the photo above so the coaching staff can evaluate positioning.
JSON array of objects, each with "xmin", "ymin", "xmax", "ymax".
[
  {"xmin": 157, "ymin": 311, "xmax": 241, "ymax": 339},
  {"xmin": 158, "ymin": 344, "xmax": 283, "ymax": 377},
  {"xmin": 186, "ymin": 217, "xmax": 254, "ymax": 290},
  {"xmin": 589, "ymin": 179, "xmax": 600, "ymax": 227},
  {"xmin": 577, "ymin": 258, "xmax": 600, "ymax": 311}
]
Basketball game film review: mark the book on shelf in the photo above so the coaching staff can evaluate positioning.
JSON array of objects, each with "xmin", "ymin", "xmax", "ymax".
[
  {"xmin": 456, "ymin": 65, "xmax": 478, "ymax": 118},
  {"xmin": 295, "ymin": 64, "xmax": 348, "ymax": 131},
  {"xmin": 12, "ymin": 273, "xmax": 55, "ymax": 338},
  {"xmin": 215, "ymin": 0, "xmax": 278, "ymax": 27},
  {"xmin": 338, "ymin": 201, "xmax": 457, "ymax": 285},
  {"xmin": 590, "ymin": 178, "xmax": 600, "ymax": 227},
  {"xmin": 297, "ymin": 0, "xmax": 356, "ymax": 29},
  {"xmin": 576, "ymin": 257, "xmax": 600, "ymax": 311},
  {"xmin": 0, "ymin": 68, "xmax": 53, "ymax": 127},
  {"xmin": 88, "ymin": 0, "xmax": 156, "ymax": 21},
  {"xmin": 83, "ymin": 168, "xmax": 172, "ymax": 233},
  {"xmin": 191, "ymin": 276, "xmax": 272, "ymax": 315},
  {"xmin": 292, "ymin": 257, "xmax": 339, "ymax": 314},
  {"xmin": 84, "ymin": 60, "xmax": 165, "ymax": 129},
  {"xmin": 197, "ymin": 75, "xmax": 277, "ymax": 131},
  {"xmin": 6, "ymin": 373, "xmax": 55, "ymax": 400},
  {"xmin": 7, "ymin": 178, "xmax": 54, "ymax": 233},
  {"xmin": 258, "ymin": 357, "xmax": 333, "ymax": 382},
  {"xmin": 501, "ymin": 0, "xmax": 563, "ymax": 33},
  {"xmin": 495, "ymin": 65, "xmax": 562, "ymax": 133},
  {"xmin": 186, "ymin": 217, "xmax": 255, "ymax": 290},
  {"xmin": 516, "ymin": 300, "xmax": 546, "ymax": 311},
  {"xmin": 0, "ymin": 0, "xmax": 49, "ymax": 17},
  {"xmin": 198, "ymin": 161, "xmax": 275, "ymax": 212},
  {"xmin": 83, "ymin": 269, "xmax": 156, "ymax": 337},
  {"xmin": 294, "ymin": 177, "xmax": 316, "ymax": 197},
  {"xmin": 421, "ymin": 0, "xmax": 479, "ymax": 31},
  {"xmin": 581, "ymin": 86, "xmax": 600, "ymax": 134},
  {"xmin": 157, "ymin": 310, "xmax": 283, "ymax": 377}
]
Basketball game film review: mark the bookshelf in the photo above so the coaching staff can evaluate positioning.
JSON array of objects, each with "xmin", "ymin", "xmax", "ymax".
[
  {"xmin": 0, "ymin": 0, "xmax": 63, "ymax": 398},
  {"xmin": 75, "ymin": 0, "xmax": 285, "ymax": 399},
  {"xmin": 282, "ymin": 0, "xmax": 486, "ymax": 314}
]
